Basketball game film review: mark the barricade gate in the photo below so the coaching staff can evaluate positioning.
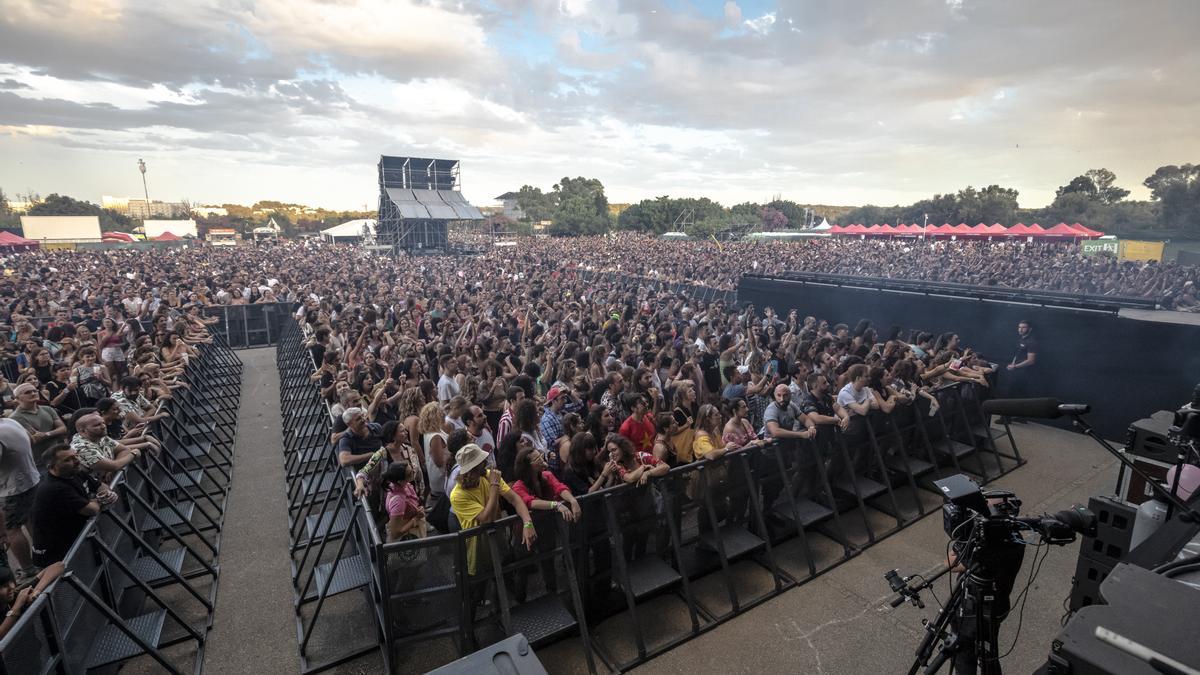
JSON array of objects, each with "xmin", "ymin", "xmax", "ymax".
[{"xmin": 0, "ymin": 332, "xmax": 242, "ymax": 673}]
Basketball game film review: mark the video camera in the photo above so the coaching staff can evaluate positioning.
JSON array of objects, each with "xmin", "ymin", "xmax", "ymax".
[
  {"xmin": 887, "ymin": 476, "xmax": 1097, "ymax": 674},
  {"xmin": 936, "ymin": 474, "xmax": 1096, "ymax": 548}
]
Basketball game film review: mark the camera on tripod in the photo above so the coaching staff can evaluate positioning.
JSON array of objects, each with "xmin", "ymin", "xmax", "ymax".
[
  {"xmin": 885, "ymin": 475, "xmax": 1097, "ymax": 674},
  {"xmin": 937, "ymin": 474, "xmax": 1096, "ymax": 547}
]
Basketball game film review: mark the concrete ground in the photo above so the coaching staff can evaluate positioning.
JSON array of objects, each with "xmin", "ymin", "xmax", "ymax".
[
  {"xmin": 204, "ymin": 347, "xmax": 300, "ymax": 673},
  {"xmin": 629, "ymin": 422, "xmax": 1119, "ymax": 675}
]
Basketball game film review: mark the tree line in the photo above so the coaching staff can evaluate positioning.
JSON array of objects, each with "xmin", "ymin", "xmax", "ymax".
[{"xmin": 512, "ymin": 164, "xmax": 1200, "ymax": 238}]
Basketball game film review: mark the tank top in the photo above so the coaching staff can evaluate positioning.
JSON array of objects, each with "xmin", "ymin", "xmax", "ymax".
[{"xmin": 423, "ymin": 431, "xmax": 449, "ymax": 496}]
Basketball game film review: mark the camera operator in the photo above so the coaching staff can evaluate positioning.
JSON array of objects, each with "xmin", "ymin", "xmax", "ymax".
[{"xmin": 946, "ymin": 496, "xmax": 1027, "ymax": 675}]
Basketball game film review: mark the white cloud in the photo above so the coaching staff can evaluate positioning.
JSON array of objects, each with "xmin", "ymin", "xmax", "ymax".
[{"xmin": 744, "ymin": 12, "xmax": 776, "ymax": 35}]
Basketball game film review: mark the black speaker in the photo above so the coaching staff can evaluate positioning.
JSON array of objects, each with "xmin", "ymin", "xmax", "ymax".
[
  {"xmin": 427, "ymin": 634, "xmax": 548, "ymax": 675},
  {"xmin": 1068, "ymin": 496, "xmax": 1137, "ymax": 611}
]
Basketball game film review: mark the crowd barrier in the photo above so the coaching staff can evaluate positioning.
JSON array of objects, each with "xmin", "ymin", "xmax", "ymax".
[
  {"xmin": 274, "ymin": 320, "xmax": 1024, "ymax": 673},
  {"xmin": 0, "ymin": 333, "xmax": 242, "ymax": 674},
  {"xmin": 203, "ymin": 302, "xmax": 295, "ymax": 349},
  {"xmin": 575, "ymin": 270, "xmax": 738, "ymax": 304}
]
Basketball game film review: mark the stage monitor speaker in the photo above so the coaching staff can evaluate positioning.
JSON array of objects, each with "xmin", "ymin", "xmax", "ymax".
[
  {"xmin": 426, "ymin": 634, "xmax": 547, "ymax": 675},
  {"xmin": 1069, "ymin": 496, "xmax": 1137, "ymax": 611},
  {"xmin": 1117, "ymin": 412, "xmax": 1174, "ymax": 505}
]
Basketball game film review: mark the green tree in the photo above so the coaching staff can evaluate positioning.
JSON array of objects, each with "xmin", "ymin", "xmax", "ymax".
[
  {"xmin": 26, "ymin": 193, "xmax": 134, "ymax": 232},
  {"xmin": 514, "ymin": 185, "xmax": 555, "ymax": 223},
  {"xmin": 1055, "ymin": 176, "xmax": 1098, "ymax": 200},
  {"xmin": 547, "ymin": 177, "xmax": 611, "ymax": 235},
  {"xmin": 1085, "ymin": 168, "xmax": 1130, "ymax": 205},
  {"xmin": 1143, "ymin": 164, "xmax": 1200, "ymax": 232},
  {"xmin": 766, "ymin": 199, "xmax": 805, "ymax": 227},
  {"xmin": 0, "ymin": 187, "xmax": 17, "ymax": 230}
]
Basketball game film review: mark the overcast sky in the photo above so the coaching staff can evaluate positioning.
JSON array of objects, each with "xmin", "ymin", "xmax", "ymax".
[{"xmin": 0, "ymin": 0, "xmax": 1197, "ymax": 212}]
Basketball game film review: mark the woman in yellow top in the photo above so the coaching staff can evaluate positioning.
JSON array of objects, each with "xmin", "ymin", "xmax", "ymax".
[
  {"xmin": 691, "ymin": 404, "xmax": 746, "ymax": 536},
  {"xmin": 449, "ymin": 444, "xmax": 536, "ymax": 576}
]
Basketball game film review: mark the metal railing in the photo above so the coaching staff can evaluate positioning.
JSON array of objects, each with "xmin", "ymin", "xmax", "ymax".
[
  {"xmin": 574, "ymin": 270, "xmax": 738, "ymax": 304},
  {"xmin": 202, "ymin": 302, "xmax": 295, "ymax": 349},
  {"xmin": 0, "ymin": 332, "xmax": 243, "ymax": 673},
  {"xmin": 274, "ymin": 320, "xmax": 1025, "ymax": 673},
  {"xmin": 743, "ymin": 271, "xmax": 1158, "ymax": 312}
]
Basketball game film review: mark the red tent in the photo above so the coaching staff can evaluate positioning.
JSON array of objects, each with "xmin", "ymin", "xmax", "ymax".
[
  {"xmin": 1007, "ymin": 223, "xmax": 1032, "ymax": 236},
  {"xmin": 949, "ymin": 223, "xmax": 972, "ymax": 236},
  {"xmin": 842, "ymin": 224, "xmax": 868, "ymax": 235},
  {"xmin": 153, "ymin": 231, "xmax": 182, "ymax": 241},
  {"xmin": 1069, "ymin": 223, "xmax": 1103, "ymax": 238},
  {"xmin": 1044, "ymin": 223, "xmax": 1082, "ymax": 237},
  {"xmin": 984, "ymin": 223, "xmax": 1008, "ymax": 236},
  {"xmin": 829, "ymin": 224, "xmax": 845, "ymax": 234},
  {"xmin": 968, "ymin": 223, "xmax": 990, "ymax": 236},
  {"xmin": 927, "ymin": 224, "xmax": 955, "ymax": 236},
  {"xmin": 878, "ymin": 224, "xmax": 899, "ymax": 235},
  {"xmin": 0, "ymin": 230, "xmax": 38, "ymax": 250},
  {"xmin": 1027, "ymin": 223, "xmax": 1046, "ymax": 234},
  {"xmin": 897, "ymin": 223, "xmax": 923, "ymax": 235},
  {"xmin": 102, "ymin": 230, "xmax": 135, "ymax": 242}
]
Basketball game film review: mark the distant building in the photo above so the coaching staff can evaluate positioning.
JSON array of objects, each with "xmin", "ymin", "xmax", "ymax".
[
  {"xmin": 608, "ymin": 203, "xmax": 631, "ymax": 217},
  {"xmin": 192, "ymin": 205, "xmax": 228, "ymax": 218},
  {"xmin": 127, "ymin": 199, "xmax": 189, "ymax": 219},
  {"xmin": 7, "ymin": 201, "xmax": 35, "ymax": 213},
  {"xmin": 101, "ymin": 195, "xmax": 130, "ymax": 212},
  {"xmin": 495, "ymin": 192, "xmax": 525, "ymax": 220}
]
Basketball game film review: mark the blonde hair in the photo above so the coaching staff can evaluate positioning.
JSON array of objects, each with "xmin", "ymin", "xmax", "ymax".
[{"xmin": 417, "ymin": 401, "xmax": 445, "ymax": 434}]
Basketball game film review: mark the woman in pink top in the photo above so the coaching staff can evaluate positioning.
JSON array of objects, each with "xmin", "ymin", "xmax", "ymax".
[{"xmin": 381, "ymin": 461, "xmax": 425, "ymax": 543}]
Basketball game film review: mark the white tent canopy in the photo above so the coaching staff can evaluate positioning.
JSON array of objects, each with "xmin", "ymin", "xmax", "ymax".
[
  {"xmin": 321, "ymin": 218, "xmax": 376, "ymax": 242},
  {"xmin": 812, "ymin": 218, "xmax": 832, "ymax": 231}
]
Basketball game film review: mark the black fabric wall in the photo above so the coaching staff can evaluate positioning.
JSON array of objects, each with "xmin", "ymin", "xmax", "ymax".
[{"xmin": 739, "ymin": 276, "xmax": 1200, "ymax": 440}]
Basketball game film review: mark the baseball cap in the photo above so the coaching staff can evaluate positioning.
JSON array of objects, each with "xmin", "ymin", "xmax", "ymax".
[{"xmin": 546, "ymin": 387, "xmax": 563, "ymax": 402}]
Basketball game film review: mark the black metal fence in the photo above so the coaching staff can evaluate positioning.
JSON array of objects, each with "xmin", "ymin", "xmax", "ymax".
[
  {"xmin": 275, "ymin": 320, "xmax": 1024, "ymax": 673},
  {"xmin": 575, "ymin": 270, "xmax": 738, "ymax": 305},
  {"xmin": 0, "ymin": 333, "xmax": 243, "ymax": 674},
  {"xmin": 203, "ymin": 302, "xmax": 295, "ymax": 349}
]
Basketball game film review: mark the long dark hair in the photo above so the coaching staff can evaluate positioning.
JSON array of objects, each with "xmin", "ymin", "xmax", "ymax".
[
  {"xmin": 380, "ymin": 461, "xmax": 410, "ymax": 493},
  {"xmin": 513, "ymin": 445, "xmax": 550, "ymax": 499},
  {"xmin": 567, "ymin": 432, "xmax": 598, "ymax": 479}
]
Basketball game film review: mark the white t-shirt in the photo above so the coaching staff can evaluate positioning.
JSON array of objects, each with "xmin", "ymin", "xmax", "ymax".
[
  {"xmin": 437, "ymin": 374, "xmax": 461, "ymax": 402},
  {"xmin": 836, "ymin": 383, "xmax": 870, "ymax": 416}
]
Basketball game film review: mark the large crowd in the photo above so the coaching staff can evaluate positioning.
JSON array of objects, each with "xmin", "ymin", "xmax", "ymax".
[
  {"xmin": 0, "ymin": 230, "xmax": 1179, "ymax": 635},
  {"xmin": 3, "ymin": 235, "xmax": 1198, "ymax": 316}
]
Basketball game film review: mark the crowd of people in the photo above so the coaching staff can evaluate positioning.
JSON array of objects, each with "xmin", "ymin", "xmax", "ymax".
[
  {"xmin": 0, "ymin": 229, "xmax": 1167, "ymax": 634},
  {"xmin": 3, "ymin": 235, "xmax": 1197, "ymax": 318},
  {"xmin": 274, "ymin": 239, "xmax": 1017, "ymax": 616},
  {"xmin": 0, "ymin": 295, "xmax": 217, "ymax": 632}
]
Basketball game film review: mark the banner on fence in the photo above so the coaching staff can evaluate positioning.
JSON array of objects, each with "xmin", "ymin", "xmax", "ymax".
[{"xmin": 1118, "ymin": 239, "xmax": 1165, "ymax": 262}]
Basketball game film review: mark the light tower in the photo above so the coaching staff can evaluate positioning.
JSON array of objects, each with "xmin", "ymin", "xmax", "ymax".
[{"xmin": 137, "ymin": 158, "xmax": 150, "ymax": 203}]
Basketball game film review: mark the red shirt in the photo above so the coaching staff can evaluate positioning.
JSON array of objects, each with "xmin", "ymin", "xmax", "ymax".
[
  {"xmin": 619, "ymin": 414, "xmax": 656, "ymax": 455},
  {"xmin": 511, "ymin": 471, "xmax": 571, "ymax": 508}
]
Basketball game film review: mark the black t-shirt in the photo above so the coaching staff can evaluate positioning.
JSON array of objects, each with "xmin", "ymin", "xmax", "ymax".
[
  {"xmin": 699, "ymin": 352, "xmax": 721, "ymax": 393},
  {"xmin": 309, "ymin": 343, "xmax": 327, "ymax": 368},
  {"xmin": 1012, "ymin": 334, "xmax": 1038, "ymax": 368},
  {"xmin": 31, "ymin": 473, "xmax": 94, "ymax": 566}
]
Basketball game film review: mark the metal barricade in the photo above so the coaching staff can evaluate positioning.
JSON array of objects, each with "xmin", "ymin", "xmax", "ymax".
[
  {"xmin": 0, "ymin": 325, "xmax": 242, "ymax": 673},
  {"xmin": 205, "ymin": 302, "xmax": 295, "ymax": 349},
  {"xmin": 273, "ymin": 317, "xmax": 1026, "ymax": 674}
]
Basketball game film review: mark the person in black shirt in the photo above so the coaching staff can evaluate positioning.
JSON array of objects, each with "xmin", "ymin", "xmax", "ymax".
[
  {"xmin": 29, "ymin": 446, "xmax": 116, "ymax": 567},
  {"xmin": 1003, "ymin": 320, "xmax": 1039, "ymax": 398}
]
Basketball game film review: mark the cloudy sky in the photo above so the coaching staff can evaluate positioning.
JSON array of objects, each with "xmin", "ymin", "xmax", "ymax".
[{"xmin": 0, "ymin": 0, "xmax": 1197, "ymax": 211}]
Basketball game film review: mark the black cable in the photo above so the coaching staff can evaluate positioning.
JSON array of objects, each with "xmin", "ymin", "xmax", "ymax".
[{"xmin": 999, "ymin": 539, "xmax": 1051, "ymax": 660}]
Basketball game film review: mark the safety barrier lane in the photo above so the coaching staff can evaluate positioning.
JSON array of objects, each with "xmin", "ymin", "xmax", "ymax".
[
  {"xmin": 0, "ymin": 333, "xmax": 243, "ymax": 674},
  {"xmin": 274, "ymin": 320, "xmax": 1024, "ymax": 674}
]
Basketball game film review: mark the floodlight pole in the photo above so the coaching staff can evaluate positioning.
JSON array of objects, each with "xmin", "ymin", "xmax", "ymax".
[
  {"xmin": 138, "ymin": 158, "xmax": 150, "ymax": 203},
  {"xmin": 923, "ymin": 213, "xmax": 929, "ymax": 240}
]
